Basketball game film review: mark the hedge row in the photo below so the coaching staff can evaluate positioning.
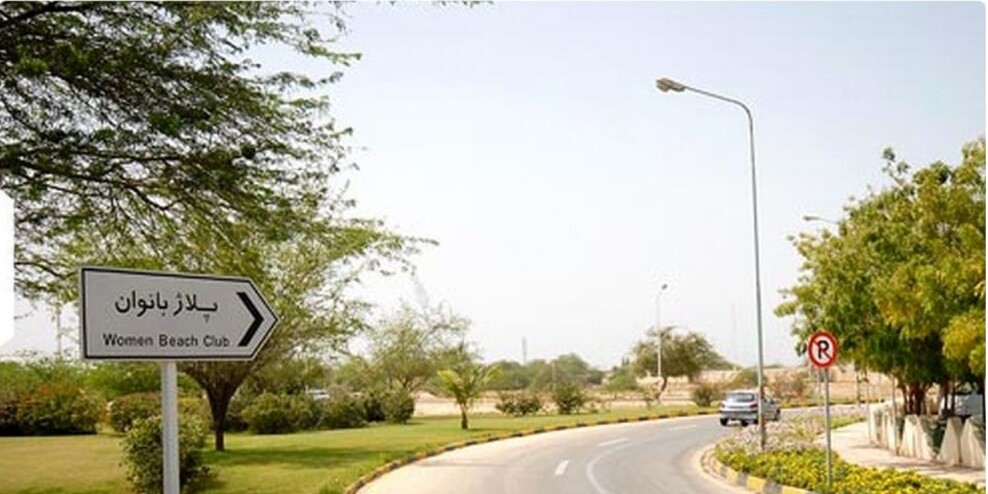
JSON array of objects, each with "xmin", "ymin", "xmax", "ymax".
[
  {"xmin": 0, "ymin": 383, "xmax": 103, "ymax": 435},
  {"xmin": 716, "ymin": 447, "xmax": 984, "ymax": 494},
  {"xmin": 239, "ymin": 388, "xmax": 416, "ymax": 435},
  {"xmin": 713, "ymin": 410, "xmax": 985, "ymax": 494}
]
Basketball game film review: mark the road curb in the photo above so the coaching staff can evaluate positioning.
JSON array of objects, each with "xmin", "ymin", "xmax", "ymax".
[
  {"xmin": 344, "ymin": 408, "xmax": 720, "ymax": 494},
  {"xmin": 700, "ymin": 447, "xmax": 819, "ymax": 494}
]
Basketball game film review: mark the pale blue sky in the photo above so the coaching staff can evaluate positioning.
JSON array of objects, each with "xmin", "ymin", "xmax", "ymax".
[{"xmin": 4, "ymin": 2, "xmax": 985, "ymax": 370}]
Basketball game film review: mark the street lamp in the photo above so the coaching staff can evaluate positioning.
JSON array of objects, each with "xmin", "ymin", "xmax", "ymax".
[
  {"xmin": 656, "ymin": 283, "xmax": 669, "ymax": 383},
  {"xmin": 655, "ymin": 77, "xmax": 768, "ymax": 451},
  {"xmin": 802, "ymin": 214, "xmax": 838, "ymax": 225}
]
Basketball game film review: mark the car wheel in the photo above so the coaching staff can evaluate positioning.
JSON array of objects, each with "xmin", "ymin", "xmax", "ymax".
[
  {"xmin": 774, "ymin": 410, "xmax": 781, "ymax": 421},
  {"xmin": 719, "ymin": 418, "xmax": 728, "ymax": 426},
  {"xmin": 739, "ymin": 420, "xmax": 749, "ymax": 427}
]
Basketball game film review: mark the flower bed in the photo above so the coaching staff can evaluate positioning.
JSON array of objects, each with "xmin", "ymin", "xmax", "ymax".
[{"xmin": 714, "ymin": 409, "xmax": 985, "ymax": 494}]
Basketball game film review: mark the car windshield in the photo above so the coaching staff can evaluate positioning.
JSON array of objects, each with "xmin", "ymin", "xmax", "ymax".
[{"xmin": 726, "ymin": 392, "xmax": 756, "ymax": 402}]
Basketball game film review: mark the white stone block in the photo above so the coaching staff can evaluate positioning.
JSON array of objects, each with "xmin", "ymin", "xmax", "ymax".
[
  {"xmin": 900, "ymin": 415, "xmax": 936, "ymax": 460},
  {"xmin": 960, "ymin": 419, "xmax": 986, "ymax": 469},
  {"xmin": 938, "ymin": 417, "xmax": 963, "ymax": 466},
  {"xmin": 901, "ymin": 415, "xmax": 918, "ymax": 457},
  {"xmin": 867, "ymin": 405, "xmax": 882, "ymax": 445},
  {"xmin": 884, "ymin": 411, "xmax": 899, "ymax": 453}
]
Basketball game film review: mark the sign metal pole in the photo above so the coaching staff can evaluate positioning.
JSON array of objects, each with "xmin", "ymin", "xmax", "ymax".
[
  {"xmin": 161, "ymin": 361, "xmax": 179, "ymax": 494},
  {"xmin": 824, "ymin": 367, "xmax": 832, "ymax": 489}
]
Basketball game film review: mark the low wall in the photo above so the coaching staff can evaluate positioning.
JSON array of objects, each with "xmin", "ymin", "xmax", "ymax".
[{"xmin": 866, "ymin": 405, "xmax": 985, "ymax": 469}]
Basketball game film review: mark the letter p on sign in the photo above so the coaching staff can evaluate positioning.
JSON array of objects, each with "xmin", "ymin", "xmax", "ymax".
[{"xmin": 808, "ymin": 330, "xmax": 839, "ymax": 368}]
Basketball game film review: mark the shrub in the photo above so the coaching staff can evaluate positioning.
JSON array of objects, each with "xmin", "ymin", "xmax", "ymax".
[
  {"xmin": 121, "ymin": 415, "xmax": 210, "ymax": 494},
  {"xmin": 86, "ymin": 362, "xmax": 164, "ymax": 399},
  {"xmin": 288, "ymin": 394, "xmax": 321, "ymax": 431},
  {"xmin": 0, "ymin": 396, "xmax": 20, "ymax": 435},
  {"xmin": 691, "ymin": 382, "xmax": 722, "ymax": 407},
  {"xmin": 382, "ymin": 388, "xmax": 415, "ymax": 424},
  {"xmin": 495, "ymin": 392, "xmax": 543, "ymax": 417},
  {"xmin": 769, "ymin": 371, "xmax": 808, "ymax": 401},
  {"xmin": 224, "ymin": 391, "xmax": 252, "ymax": 432},
  {"xmin": 551, "ymin": 382, "xmax": 587, "ymax": 415},
  {"xmin": 16, "ymin": 382, "xmax": 103, "ymax": 435},
  {"xmin": 242, "ymin": 393, "xmax": 296, "ymax": 434},
  {"xmin": 729, "ymin": 368, "xmax": 759, "ymax": 389},
  {"xmin": 716, "ymin": 446, "xmax": 983, "ymax": 494},
  {"xmin": 110, "ymin": 393, "xmax": 161, "ymax": 433},
  {"xmin": 240, "ymin": 392, "xmax": 330, "ymax": 434},
  {"xmin": 178, "ymin": 396, "xmax": 212, "ymax": 431},
  {"xmin": 361, "ymin": 388, "xmax": 387, "ymax": 423},
  {"xmin": 321, "ymin": 393, "xmax": 367, "ymax": 429}
]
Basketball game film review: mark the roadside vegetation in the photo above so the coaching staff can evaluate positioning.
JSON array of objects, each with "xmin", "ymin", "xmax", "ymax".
[
  {"xmin": 714, "ymin": 410, "xmax": 985, "ymax": 494},
  {"xmin": 777, "ymin": 140, "xmax": 985, "ymax": 415},
  {"xmin": 0, "ymin": 404, "xmax": 710, "ymax": 494}
]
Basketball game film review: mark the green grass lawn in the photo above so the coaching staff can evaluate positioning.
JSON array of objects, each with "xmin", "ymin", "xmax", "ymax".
[{"xmin": 0, "ymin": 406, "xmax": 709, "ymax": 494}]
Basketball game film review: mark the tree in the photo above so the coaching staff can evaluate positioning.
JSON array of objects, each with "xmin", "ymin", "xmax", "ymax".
[
  {"xmin": 776, "ymin": 139, "xmax": 985, "ymax": 415},
  {"xmin": 548, "ymin": 353, "xmax": 603, "ymax": 387},
  {"xmin": 240, "ymin": 355, "xmax": 332, "ymax": 397},
  {"xmin": 1, "ymin": 2, "xmax": 437, "ymax": 448},
  {"xmin": 437, "ymin": 359, "xmax": 499, "ymax": 430},
  {"xmin": 85, "ymin": 362, "xmax": 199, "ymax": 399},
  {"xmin": 486, "ymin": 360, "xmax": 531, "ymax": 391},
  {"xmin": 630, "ymin": 328, "xmax": 731, "ymax": 399},
  {"xmin": 350, "ymin": 303, "xmax": 469, "ymax": 396},
  {"xmin": 604, "ymin": 361, "xmax": 640, "ymax": 395},
  {"xmin": 0, "ymin": 2, "xmax": 359, "ymax": 299}
]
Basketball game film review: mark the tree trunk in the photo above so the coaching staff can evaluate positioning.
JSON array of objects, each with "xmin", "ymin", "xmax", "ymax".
[
  {"xmin": 206, "ymin": 387, "xmax": 234, "ymax": 451},
  {"xmin": 460, "ymin": 406, "xmax": 468, "ymax": 430},
  {"xmin": 903, "ymin": 383, "xmax": 928, "ymax": 416},
  {"xmin": 657, "ymin": 376, "xmax": 669, "ymax": 404}
]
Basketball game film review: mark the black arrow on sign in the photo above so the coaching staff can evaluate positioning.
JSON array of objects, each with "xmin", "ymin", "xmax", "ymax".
[{"xmin": 237, "ymin": 291, "xmax": 263, "ymax": 347}]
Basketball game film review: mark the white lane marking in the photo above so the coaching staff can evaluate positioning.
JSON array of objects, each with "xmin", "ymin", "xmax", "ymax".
[
  {"xmin": 554, "ymin": 460, "xmax": 569, "ymax": 476},
  {"xmin": 597, "ymin": 437, "xmax": 628, "ymax": 447},
  {"xmin": 585, "ymin": 440, "xmax": 636, "ymax": 494},
  {"xmin": 669, "ymin": 424, "xmax": 697, "ymax": 431}
]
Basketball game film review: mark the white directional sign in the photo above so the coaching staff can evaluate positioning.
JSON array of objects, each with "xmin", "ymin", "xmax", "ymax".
[{"xmin": 80, "ymin": 266, "xmax": 279, "ymax": 360}]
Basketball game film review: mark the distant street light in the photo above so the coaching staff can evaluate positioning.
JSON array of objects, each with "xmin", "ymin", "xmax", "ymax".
[
  {"xmin": 654, "ymin": 77, "xmax": 768, "ymax": 451},
  {"xmin": 802, "ymin": 214, "xmax": 838, "ymax": 225}
]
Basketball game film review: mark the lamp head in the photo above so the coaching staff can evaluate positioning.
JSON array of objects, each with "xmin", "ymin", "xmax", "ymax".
[{"xmin": 655, "ymin": 78, "xmax": 686, "ymax": 93}]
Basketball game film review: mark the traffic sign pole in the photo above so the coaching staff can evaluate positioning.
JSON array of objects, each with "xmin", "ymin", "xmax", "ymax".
[
  {"xmin": 824, "ymin": 367, "xmax": 832, "ymax": 489},
  {"xmin": 161, "ymin": 361, "xmax": 179, "ymax": 494},
  {"xmin": 807, "ymin": 329, "xmax": 838, "ymax": 490}
]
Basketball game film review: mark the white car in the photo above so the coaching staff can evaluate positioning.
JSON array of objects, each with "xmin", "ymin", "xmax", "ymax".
[{"xmin": 718, "ymin": 389, "xmax": 781, "ymax": 426}]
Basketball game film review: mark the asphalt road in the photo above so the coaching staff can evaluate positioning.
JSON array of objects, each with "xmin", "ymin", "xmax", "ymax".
[{"xmin": 360, "ymin": 415, "xmax": 752, "ymax": 494}]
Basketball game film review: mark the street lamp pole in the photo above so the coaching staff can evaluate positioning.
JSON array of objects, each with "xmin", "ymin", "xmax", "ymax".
[
  {"xmin": 656, "ymin": 283, "xmax": 668, "ymax": 383},
  {"xmin": 655, "ymin": 77, "xmax": 768, "ymax": 451}
]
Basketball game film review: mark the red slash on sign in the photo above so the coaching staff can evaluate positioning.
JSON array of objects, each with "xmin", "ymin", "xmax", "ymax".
[{"xmin": 808, "ymin": 330, "xmax": 839, "ymax": 368}]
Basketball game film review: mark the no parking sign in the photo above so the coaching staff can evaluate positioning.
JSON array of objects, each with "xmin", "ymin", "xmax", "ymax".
[{"xmin": 808, "ymin": 330, "xmax": 839, "ymax": 368}]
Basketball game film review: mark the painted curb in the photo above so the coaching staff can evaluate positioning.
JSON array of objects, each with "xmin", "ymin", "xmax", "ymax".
[
  {"xmin": 701, "ymin": 447, "xmax": 818, "ymax": 494},
  {"xmin": 343, "ymin": 409, "xmax": 721, "ymax": 494},
  {"xmin": 344, "ymin": 398, "xmax": 863, "ymax": 494}
]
